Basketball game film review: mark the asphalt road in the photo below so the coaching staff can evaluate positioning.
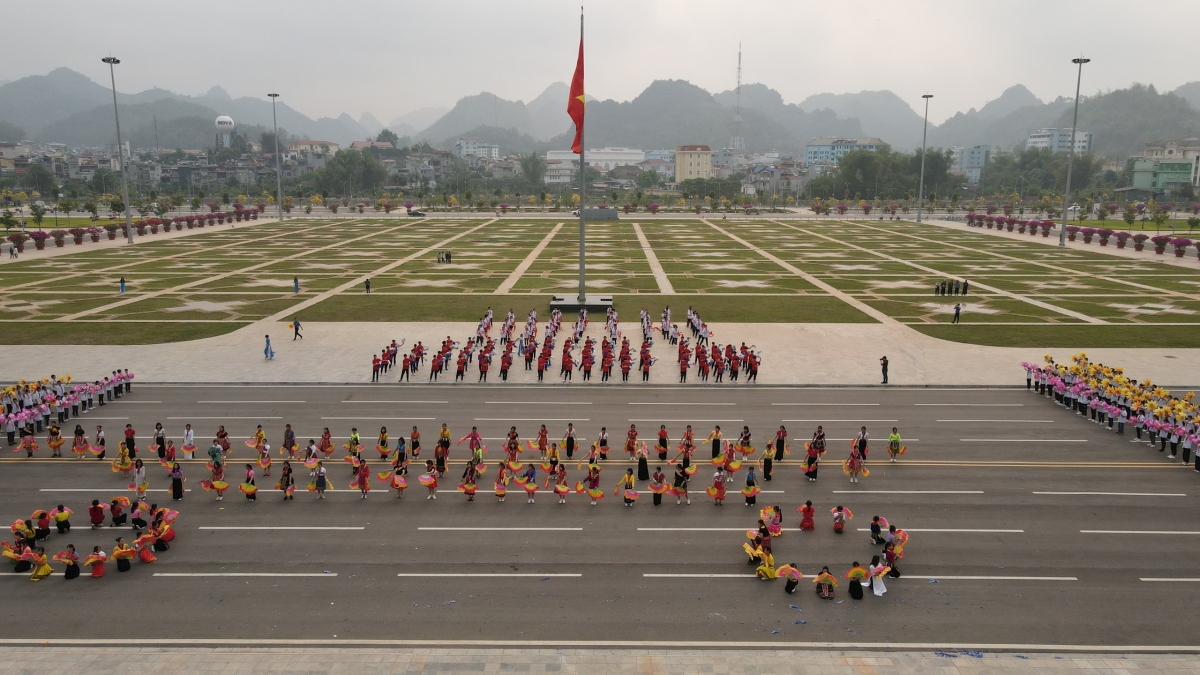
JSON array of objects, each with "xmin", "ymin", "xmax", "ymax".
[{"xmin": 1, "ymin": 384, "xmax": 1197, "ymax": 647}]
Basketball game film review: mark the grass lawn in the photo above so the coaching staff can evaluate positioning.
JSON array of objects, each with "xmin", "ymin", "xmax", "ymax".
[
  {"xmin": 0, "ymin": 321, "xmax": 247, "ymax": 345},
  {"xmin": 303, "ymin": 294, "xmax": 552, "ymax": 322},
  {"xmin": 913, "ymin": 324, "xmax": 1200, "ymax": 348}
]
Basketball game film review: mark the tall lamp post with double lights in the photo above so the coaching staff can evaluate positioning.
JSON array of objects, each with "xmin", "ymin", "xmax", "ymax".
[
  {"xmin": 268, "ymin": 93, "xmax": 284, "ymax": 221},
  {"xmin": 1059, "ymin": 57, "xmax": 1090, "ymax": 247},
  {"xmin": 915, "ymin": 94, "xmax": 933, "ymax": 223},
  {"xmin": 102, "ymin": 56, "xmax": 133, "ymax": 243}
]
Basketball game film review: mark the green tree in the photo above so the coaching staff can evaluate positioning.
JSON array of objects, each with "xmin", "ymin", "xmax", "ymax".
[
  {"xmin": 376, "ymin": 129, "xmax": 400, "ymax": 146},
  {"xmin": 519, "ymin": 153, "xmax": 547, "ymax": 186},
  {"xmin": 29, "ymin": 203, "xmax": 46, "ymax": 228},
  {"xmin": 636, "ymin": 170, "xmax": 659, "ymax": 188},
  {"xmin": 57, "ymin": 198, "xmax": 78, "ymax": 219},
  {"xmin": 0, "ymin": 209, "xmax": 16, "ymax": 231}
]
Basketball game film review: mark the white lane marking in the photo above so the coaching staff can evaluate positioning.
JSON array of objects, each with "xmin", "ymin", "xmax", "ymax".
[
  {"xmin": 196, "ymin": 400, "xmax": 307, "ymax": 404},
  {"xmin": 644, "ymin": 573, "xmax": 759, "ymax": 578},
  {"xmin": 920, "ymin": 576, "xmax": 1076, "ymax": 581},
  {"xmin": 1080, "ymin": 530, "xmax": 1200, "ymax": 535},
  {"xmin": 397, "ymin": 573, "xmax": 582, "ymax": 577},
  {"xmin": 1141, "ymin": 578, "xmax": 1200, "ymax": 582},
  {"xmin": 938, "ymin": 419, "xmax": 1053, "ymax": 423},
  {"xmin": 417, "ymin": 527, "xmax": 583, "ymax": 531},
  {"xmin": 198, "ymin": 527, "xmax": 365, "ymax": 531},
  {"xmin": 1035, "ymin": 492, "xmax": 1187, "ymax": 497},
  {"xmin": 832, "ymin": 490, "xmax": 984, "ymax": 494},
  {"xmin": 6, "ymin": 638, "xmax": 1200, "ymax": 651},
  {"xmin": 39, "ymin": 488, "xmax": 191, "ymax": 492},
  {"xmin": 855, "ymin": 528, "xmax": 1024, "ymax": 533},
  {"xmin": 916, "ymin": 403, "xmax": 1024, "ymax": 407},
  {"xmin": 638, "ymin": 528, "xmax": 760, "ymax": 532},
  {"xmin": 960, "ymin": 439, "xmax": 1086, "ymax": 442},
  {"xmin": 782, "ymin": 419, "xmax": 898, "ymax": 422},
  {"xmin": 169, "ymin": 416, "xmax": 282, "ymax": 420},
  {"xmin": 68, "ymin": 417, "xmax": 128, "ymax": 420},
  {"xmin": 628, "ymin": 398, "xmax": 739, "ymax": 403},
  {"xmin": 628, "ymin": 402, "xmax": 736, "ymax": 406},
  {"xmin": 772, "ymin": 403, "xmax": 879, "ymax": 406},
  {"xmin": 342, "ymin": 400, "xmax": 448, "ymax": 404},
  {"xmin": 628, "ymin": 419, "xmax": 743, "ymax": 423},
  {"xmin": 153, "ymin": 573, "xmax": 338, "ymax": 577},
  {"xmin": 486, "ymin": 401, "xmax": 592, "ymax": 405},
  {"xmin": 475, "ymin": 418, "xmax": 590, "ymax": 422},
  {"xmin": 827, "ymin": 437, "xmax": 920, "ymax": 441},
  {"xmin": 319, "ymin": 413, "xmax": 436, "ymax": 417},
  {"xmin": 113, "ymin": 401, "xmax": 161, "ymax": 403}
]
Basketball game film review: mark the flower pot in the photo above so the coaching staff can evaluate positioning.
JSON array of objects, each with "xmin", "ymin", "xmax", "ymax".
[
  {"xmin": 1082, "ymin": 235, "xmax": 1093, "ymax": 244},
  {"xmin": 1042, "ymin": 229, "xmax": 1050, "ymax": 237},
  {"xmin": 1175, "ymin": 249, "xmax": 1186, "ymax": 257},
  {"xmin": 1067, "ymin": 234, "xmax": 1077, "ymax": 242},
  {"xmin": 53, "ymin": 239, "xmax": 64, "ymax": 248},
  {"xmin": 150, "ymin": 225, "xmax": 158, "ymax": 234},
  {"xmin": 34, "ymin": 241, "xmax": 45, "ymax": 250},
  {"xmin": 186, "ymin": 223, "xmax": 193, "ymax": 229},
  {"xmin": 90, "ymin": 235, "xmax": 100, "ymax": 243},
  {"xmin": 1099, "ymin": 238, "xmax": 1108, "ymax": 246},
  {"xmin": 16, "ymin": 244, "xmax": 23, "ymax": 253},
  {"xmin": 1116, "ymin": 240, "xmax": 1126, "ymax": 249},
  {"xmin": 107, "ymin": 232, "xmax": 116, "ymax": 240},
  {"xmin": 175, "ymin": 223, "xmax": 182, "ymax": 231},
  {"xmin": 72, "ymin": 237, "xmax": 83, "ymax": 245},
  {"xmin": 1155, "ymin": 246, "xmax": 1165, "ymax": 254},
  {"xmin": 1006, "ymin": 224, "xmax": 1014, "ymax": 232}
]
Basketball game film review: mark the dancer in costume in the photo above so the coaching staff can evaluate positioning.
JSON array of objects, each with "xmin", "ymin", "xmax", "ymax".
[
  {"xmin": 51, "ymin": 505, "xmax": 71, "ymax": 534},
  {"xmin": 459, "ymin": 461, "xmax": 479, "ymax": 501},
  {"xmin": 216, "ymin": 425, "xmax": 231, "ymax": 458},
  {"xmin": 708, "ymin": 468, "xmax": 727, "ymax": 505},
  {"xmin": 671, "ymin": 464, "xmax": 690, "ymax": 505},
  {"xmin": 772, "ymin": 425, "xmax": 788, "ymax": 463},
  {"xmin": 84, "ymin": 546, "xmax": 107, "ymax": 578},
  {"xmin": 844, "ymin": 444, "xmax": 865, "ymax": 483},
  {"xmin": 420, "ymin": 460, "xmax": 439, "ymax": 499},
  {"xmin": 656, "ymin": 425, "xmax": 670, "ymax": 461},
  {"xmin": 169, "ymin": 463, "xmax": 184, "ymax": 501},
  {"xmin": 410, "ymin": 426, "xmax": 421, "ymax": 459},
  {"xmin": 703, "ymin": 425, "xmax": 723, "ymax": 459},
  {"xmin": 798, "ymin": 500, "xmax": 815, "ymax": 531},
  {"xmin": 278, "ymin": 461, "xmax": 295, "ymax": 500},
  {"xmin": 242, "ymin": 464, "xmax": 257, "ymax": 502},
  {"xmin": 887, "ymin": 427, "xmax": 905, "ymax": 462},
  {"xmin": 71, "ymin": 425, "xmax": 89, "ymax": 458},
  {"xmin": 257, "ymin": 442, "xmax": 272, "ymax": 477},
  {"xmin": 845, "ymin": 562, "xmax": 868, "ymax": 600},
  {"xmin": 47, "ymin": 424, "xmax": 63, "ymax": 457},
  {"xmin": 583, "ymin": 465, "xmax": 603, "ymax": 506},
  {"xmin": 282, "ymin": 424, "xmax": 298, "ymax": 459},
  {"xmin": 804, "ymin": 426, "xmax": 825, "ymax": 482},
  {"xmin": 314, "ymin": 461, "xmax": 328, "ymax": 499},
  {"xmin": 131, "ymin": 459, "xmax": 148, "ymax": 500},
  {"xmin": 519, "ymin": 463, "xmax": 538, "ymax": 503},
  {"xmin": 563, "ymin": 423, "xmax": 577, "ymax": 460},
  {"xmin": 56, "ymin": 544, "xmax": 80, "ymax": 580},
  {"xmin": 549, "ymin": 464, "xmax": 570, "ymax": 504},
  {"xmin": 596, "ymin": 426, "xmax": 608, "ymax": 460},
  {"xmin": 112, "ymin": 537, "xmax": 134, "ymax": 573},
  {"xmin": 494, "ymin": 461, "xmax": 509, "ymax": 502},
  {"xmin": 650, "ymin": 467, "xmax": 667, "ymax": 506},
  {"xmin": 779, "ymin": 563, "xmax": 803, "ymax": 594},
  {"xmin": 813, "ymin": 565, "xmax": 838, "ymax": 599},
  {"xmin": 318, "ymin": 427, "xmax": 333, "ymax": 457},
  {"xmin": 624, "ymin": 424, "xmax": 639, "ymax": 459},
  {"xmin": 743, "ymin": 465, "xmax": 760, "ymax": 506},
  {"xmin": 182, "ymin": 424, "xmax": 195, "ymax": 460},
  {"xmin": 356, "ymin": 459, "xmax": 371, "ymax": 499},
  {"xmin": 616, "ymin": 468, "xmax": 637, "ymax": 506},
  {"xmin": 868, "ymin": 555, "xmax": 888, "ymax": 596},
  {"xmin": 832, "ymin": 505, "xmax": 851, "ymax": 533}
]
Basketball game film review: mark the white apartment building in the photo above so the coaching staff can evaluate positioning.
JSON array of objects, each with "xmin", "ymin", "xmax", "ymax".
[
  {"xmin": 1025, "ymin": 128, "xmax": 1092, "ymax": 154},
  {"xmin": 547, "ymin": 147, "xmax": 644, "ymax": 172},
  {"xmin": 543, "ymin": 159, "xmax": 577, "ymax": 185},
  {"xmin": 454, "ymin": 137, "xmax": 500, "ymax": 160}
]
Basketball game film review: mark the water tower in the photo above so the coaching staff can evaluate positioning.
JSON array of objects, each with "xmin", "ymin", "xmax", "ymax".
[{"xmin": 215, "ymin": 115, "xmax": 235, "ymax": 148}]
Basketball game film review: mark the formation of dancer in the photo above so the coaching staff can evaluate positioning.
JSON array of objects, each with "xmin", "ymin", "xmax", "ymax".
[
  {"xmin": 3, "ymin": 370, "xmax": 134, "ymax": 449},
  {"xmin": 1026, "ymin": 353, "xmax": 1200, "ymax": 470},
  {"xmin": 362, "ymin": 306, "xmax": 764, "ymax": 384},
  {"xmin": 740, "ymin": 499, "xmax": 910, "ymax": 600},
  {"xmin": 4, "ymin": 497, "xmax": 179, "ymax": 581}
]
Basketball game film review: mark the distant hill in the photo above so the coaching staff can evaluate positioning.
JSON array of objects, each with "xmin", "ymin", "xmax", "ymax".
[
  {"xmin": 797, "ymin": 90, "xmax": 924, "ymax": 149},
  {"xmin": 417, "ymin": 92, "xmax": 539, "ymax": 144},
  {"xmin": 1052, "ymin": 84, "xmax": 1200, "ymax": 157},
  {"xmin": 1171, "ymin": 81, "xmax": 1200, "ymax": 110},
  {"xmin": 525, "ymin": 82, "xmax": 572, "ymax": 141},
  {"xmin": 714, "ymin": 83, "xmax": 863, "ymax": 148},
  {"xmin": 0, "ymin": 68, "xmax": 113, "ymax": 137},
  {"xmin": 37, "ymin": 98, "xmax": 221, "ymax": 147},
  {"xmin": 387, "ymin": 106, "xmax": 449, "ymax": 137},
  {"xmin": 0, "ymin": 120, "xmax": 24, "ymax": 142}
]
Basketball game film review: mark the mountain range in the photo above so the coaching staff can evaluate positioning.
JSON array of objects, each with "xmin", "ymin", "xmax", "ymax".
[{"xmin": 2, "ymin": 67, "xmax": 1200, "ymax": 159}]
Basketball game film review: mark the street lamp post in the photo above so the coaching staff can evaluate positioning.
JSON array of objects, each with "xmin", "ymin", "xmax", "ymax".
[
  {"xmin": 915, "ymin": 94, "xmax": 933, "ymax": 223},
  {"xmin": 102, "ymin": 56, "xmax": 133, "ymax": 243},
  {"xmin": 1059, "ymin": 57, "xmax": 1090, "ymax": 247},
  {"xmin": 268, "ymin": 93, "xmax": 284, "ymax": 221}
]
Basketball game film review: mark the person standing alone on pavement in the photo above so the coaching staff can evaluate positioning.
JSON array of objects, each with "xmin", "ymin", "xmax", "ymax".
[
  {"xmin": 952, "ymin": 303, "xmax": 961, "ymax": 324},
  {"xmin": 293, "ymin": 277, "xmax": 300, "ymax": 293},
  {"xmin": 119, "ymin": 277, "xmax": 126, "ymax": 293},
  {"xmin": 264, "ymin": 335, "xmax": 275, "ymax": 360},
  {"xmin": 364, "ymin": 278, "xmax": 371, "ymax": 294},
  {"xmin": 880, "ymin": 356, "xmax": 888, "ymax": 384}
]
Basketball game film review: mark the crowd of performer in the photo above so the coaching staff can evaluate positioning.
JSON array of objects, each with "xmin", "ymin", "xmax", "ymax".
[
  {"xmin": 4, "ymin": 370, "xmax": 134, "ymax": 448},
  {"xmin": 365, "ymin": 307, "xmax": 763, "ymax": 384},
  {"xmin": 4, "ymin": 498, "xmax": 179, "ymax": 582},
  {"xmin": 1025, "ymin": 353, "xmax": 1200, "ymax": 470}
]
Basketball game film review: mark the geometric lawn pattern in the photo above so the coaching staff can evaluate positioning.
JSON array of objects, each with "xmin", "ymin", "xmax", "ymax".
[{"xmin": 1, "ymin": 216, "xmax": 1199, "ymax": 330}]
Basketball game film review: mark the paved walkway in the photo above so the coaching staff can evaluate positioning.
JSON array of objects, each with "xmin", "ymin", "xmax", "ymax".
[
  {"xmin": 630, "ymin": 222, "xmax": 675, "ymax": 294},
  {"xmin": 495, "ymin": 222, "xmax": 563, "ymax": 294},
  {"xmin": 5, "ymin": 318, "xmax": 1199, "ymax": 387},
  {"xmin": 0, "ymin": 647, "xmax": 1196, "ymax": 674}
]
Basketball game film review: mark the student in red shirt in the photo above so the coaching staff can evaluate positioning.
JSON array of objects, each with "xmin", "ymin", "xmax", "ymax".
[
  {"xmin": 371, "ymin": 356, "xmax": 381, "ymax": 382},
  {"xmin": 399, "ymin": 355, "xmax": 411, "ymax": 382}
]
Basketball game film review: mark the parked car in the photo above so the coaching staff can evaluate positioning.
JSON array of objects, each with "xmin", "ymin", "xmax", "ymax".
[
  {"xmin": 408, "ymin": 210, "xmax": 426, "ymax": 217},
  {"xmin": 570, "ymin": 210, "xmax": 580, "ymax": 216}
]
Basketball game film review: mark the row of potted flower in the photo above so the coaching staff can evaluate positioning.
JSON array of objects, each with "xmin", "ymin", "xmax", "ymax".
[
  {"xmin": 1063, "ymin": 227, "xmax": 1196, "ymax": 257},
  {"xmin": 3, "ymin": 210, "xmax": 262, "ymax": 252},
  {"xmin": 965, "ymin": 214, "xmax": 1059, "ymax": 237}
]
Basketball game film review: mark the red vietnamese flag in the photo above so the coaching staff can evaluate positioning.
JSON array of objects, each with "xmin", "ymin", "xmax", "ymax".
[{"xmin": 567, "ymin": 34, "xmax": 585, "ymax": 154}]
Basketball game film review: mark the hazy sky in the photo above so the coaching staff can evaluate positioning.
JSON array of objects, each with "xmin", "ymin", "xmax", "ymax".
[{"xmin": 6, "ymin": 0, "xmax": 1194, "ymax": 125}]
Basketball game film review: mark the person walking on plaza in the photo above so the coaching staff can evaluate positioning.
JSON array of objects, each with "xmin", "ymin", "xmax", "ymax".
[
  {"xmin": 264, "ymin": 335, "xmax": 274, "ymax": 360},
  {"xmin": 119, "ymin": 277, "xmax": 126, "ymax": 293},
  {"xmin": 293, "ymin": 277, "xmax": 300, "ymax": 294},
  {"xmin": 293, "ymin": 318, "xmax": 302, "ymax": 340}
]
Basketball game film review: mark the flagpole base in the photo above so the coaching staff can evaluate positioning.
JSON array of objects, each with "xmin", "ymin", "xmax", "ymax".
[{"xmin": 551, "ymin": 295, "xmax": 614, "ymax": 311}]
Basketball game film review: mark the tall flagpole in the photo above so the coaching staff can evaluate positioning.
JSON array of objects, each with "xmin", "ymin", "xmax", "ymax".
[{"xmin": 577, "ymin": 8, "xmax": 586, "ymax": 304}]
